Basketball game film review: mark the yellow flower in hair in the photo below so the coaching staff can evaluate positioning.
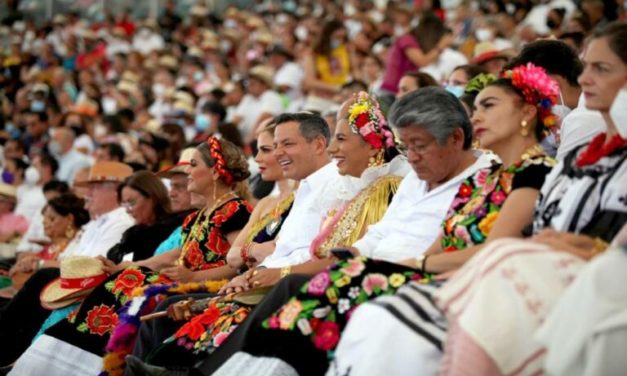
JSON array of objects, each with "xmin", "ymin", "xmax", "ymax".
[{"xmin": 349, "ymin": 103, "xmax": 369, "ymax": 122}]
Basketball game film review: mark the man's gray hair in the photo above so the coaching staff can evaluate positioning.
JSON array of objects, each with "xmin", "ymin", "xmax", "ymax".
[{"xmin": 388, "ymin": 87, "xmax": 473, "ymax": 149}]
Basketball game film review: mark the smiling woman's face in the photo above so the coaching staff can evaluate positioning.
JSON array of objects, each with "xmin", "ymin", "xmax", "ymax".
[{"xmin": 327, "ymin": 119, "xmax": 373, "ymax": 177}]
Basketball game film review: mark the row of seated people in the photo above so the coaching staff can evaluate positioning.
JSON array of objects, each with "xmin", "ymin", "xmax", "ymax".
[{"xmin": 0, "ymin": 21, "xmax": 625, "ymax": 376}]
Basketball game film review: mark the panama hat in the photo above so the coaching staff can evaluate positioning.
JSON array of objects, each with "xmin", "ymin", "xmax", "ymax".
[
  {"xmin": 157, "ymin": 147, "xmax": 195, "ymax": 178},
  {"xmin": 74, "ymin": 161, "xmax": 133, "ymax": 187},
  {"xmin": 40, "ymin": 256, "xmax": 107, "ymax": 310},
  {"xmin": 0, "ymin": 183, "xmax": 17, "ymax": 201}
]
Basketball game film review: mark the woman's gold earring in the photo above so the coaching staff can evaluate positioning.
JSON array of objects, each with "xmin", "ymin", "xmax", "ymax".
[
  {"xmin": 520, "ymin": 120, "xmax": 529, "ymax": 137},
  {"xmin": 212, "ymin": 179, "xmax": 217, "ymax": 201},
  {"xmin": 368, "ymin": 150, "xmax": 384, "ymax": 167},
  {"xmin": 65, "ymin": 226, "xmax": 75, "ymax": 239}
]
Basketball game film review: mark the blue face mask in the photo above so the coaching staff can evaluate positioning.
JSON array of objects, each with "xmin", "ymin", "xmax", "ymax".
[
  {"xmin": 1, "ymin": 170, "xmax": 14, "ymax": 184},
  {"xmin": 195, "ymin": 114, "xmax": 211, "ymax": 132},
  {"xmin": 193, "ymin": 71, "xmax": 204, "ymax": 82},
  {"xmin": 445, "ymin": 85, "xmax": 465, "ymax": 98},
  {"xmin": 30, "ymin": 100, "xmax": 46, "ymax": 112}
]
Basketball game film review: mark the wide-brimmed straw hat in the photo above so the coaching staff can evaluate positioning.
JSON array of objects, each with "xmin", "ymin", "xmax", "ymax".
[
  {"xmin": 74, "ymin": 161, "xmax": 132, "ymax": 187},
  {"xmin": 40, "ymin": 256, "xmax": 107, "ymax": 310},
  {"xmin": 0, "ymin": 183, "xmax": 17, "ymax": 201},
  {"xmin": 472, "ymin": 42, "xmax": 511, "ymax": 65}
]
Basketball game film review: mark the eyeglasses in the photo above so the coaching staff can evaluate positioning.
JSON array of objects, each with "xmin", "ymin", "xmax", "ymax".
[{"xmin": 121, "ymin": 197, "xmax": 142, "ymax": 210}]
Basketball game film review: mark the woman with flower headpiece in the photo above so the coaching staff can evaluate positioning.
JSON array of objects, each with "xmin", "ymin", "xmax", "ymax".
[
  {"xmin": 9, "ymin": 137, "xmax": 253, "ymax": 376},
  {"xmin": 200, "ymin": 63, "xmax": 560, "ymax": 376},
  {"xmin": 326, "ymin": 22, "xmax": 627, "ymax": 376},
  {"xmin": 122, "ymin": 92, "xmax": 410, "ymax": 373}
]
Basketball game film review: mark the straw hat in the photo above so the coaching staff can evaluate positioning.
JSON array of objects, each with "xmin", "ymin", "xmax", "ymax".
[
  {"xmin": 158, "ymin": 55, "xmax": 178, "ymax": 70},
  {"xmin": 472, "ymin": 42, "xmax": 510, "ymax": 65},
  {"xmin": 40, "ymin": 256, "xmax": 107, "ymax": 310},
  {"xmin": 190, "ymin": 5, "xmax": 209, "ymax": 16},
  {"xmin": 74, "ymin": 161, "xmax": 132, "ymax": 187},
  {"xmin": 173, "ymin": 91, "xmax": 195, "ymax": 106},
  {"xmin": 0, "ymin": 183, "xmax": 17, "ymax": 201},
  {"xmin": 248, "ymin": 65, "xmax": 275, "ymax": 87},
  {"xmin": 158, "ymin": 147, "xmax": 195, "ymax": 178}
]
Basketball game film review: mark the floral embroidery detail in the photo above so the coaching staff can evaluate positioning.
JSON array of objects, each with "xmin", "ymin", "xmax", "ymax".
[
  {"xmin": 107, "ymin": 268, "xmax": 146, "ymax": 299},
  {"xmin": 77, "ymin": 304, "xmax": 119, "ymax": 336},
  {"xmin": 308, "ymin": 272, "xmax": 331, "ymax": 296},
  {"xmin": 313, "ymin": 321, "xmax": 340, "ymax": 351},
  {"xmin": 362, "ymin": 273, "xmax": 389, "ymax": 296},
  {"xmin": 440, "ymin": 153, "xmax": 554, "ymax": 253},
  {"xmin": 263, "ymin": 257, "xmax": 422, "ymax": 356}
]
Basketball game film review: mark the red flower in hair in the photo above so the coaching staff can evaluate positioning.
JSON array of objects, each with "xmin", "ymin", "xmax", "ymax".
[
  {"xmin": 355, "ymin": 113, "xmax": 370, "ymax": 127},
  {"xmin": 363, "ymin": 133, "xmax": 383, "ymax": 149}
]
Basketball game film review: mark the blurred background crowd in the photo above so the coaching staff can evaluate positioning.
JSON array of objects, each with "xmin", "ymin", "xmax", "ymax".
[{"xmin": 0, "ymin": 0, "xmax": 624, "ymax": 251}]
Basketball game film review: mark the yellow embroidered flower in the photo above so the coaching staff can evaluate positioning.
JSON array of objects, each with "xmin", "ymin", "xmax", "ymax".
[
  {"xmin": 478, "ymin": 211, "xmax": 499, "ymax": 235},
  {"xmin": 334, "ymin": 275, "xmax": 351, "ymax": 288},
  {"xmin": 326, "ymin": 287, "xmax": 338, "ymax": 304},
  {"xmin": 389, "ymin": 273, "xmax": 406, "ymax": 288}
]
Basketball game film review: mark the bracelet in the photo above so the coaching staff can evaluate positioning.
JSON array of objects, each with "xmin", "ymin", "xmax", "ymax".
[
  {"xmin": 240, "ymin": 243, "xmax": 252, "ymax": 264},
  {"xmin": 421, "ymin": 255, "xmax": 429, "ymax": 273},
  {"xmin": 37, "ymin": 259, "xmax": 45, "ymax": 270},
  {"xmin": 415, "ymin": 255, "xmax": 429, "ymax": 273},
  {"xmin": 280, "ymin": 266, "xmax": 291, "ymax": 279}
]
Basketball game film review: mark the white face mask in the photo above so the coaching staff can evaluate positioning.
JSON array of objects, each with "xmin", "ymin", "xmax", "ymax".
[
  {"xmin": 94, "ymin": 123, "xmax": 108, "ymax": 138},
  {"xmin": 294, "ymin": 25, "xmax": 308, "ymax": 41},
  {"xmin": 609, "ymin": 88, "xmax": 627, "ymax": 139},
  {"xmin": 475, "ymin": 28, "xmax": 493, "ymax": 42},
  {"xmin": 24, "ymin": 166, "xmax": 40, "ymax": 185},
  {"xmin": 102, "ymin": 97, "xmax": 118, "ymax": 114},
  {"xmin": 553, "ymin": 90, "xmax": 572, "ymax": 127}
]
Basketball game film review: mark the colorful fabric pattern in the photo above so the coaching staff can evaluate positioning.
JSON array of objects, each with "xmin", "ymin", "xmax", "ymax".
[
  {"xmin": 44, "ymin": 199, "xmax": 251, "ymax": 357},
  {"xmin": 180, "ymin": 199, "xmax": 253, "ymax": 270},
  {"xmin": 262, "ymin": 257, "xmax": 424, "ymax": 357},
  {"xmin": 442, "ymin": 152, "xmax": 555, "ymax": 252}
]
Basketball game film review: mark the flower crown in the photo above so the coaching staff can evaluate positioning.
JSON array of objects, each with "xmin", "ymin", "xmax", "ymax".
[
  {"xmin": 347, "ymin": 92, "xmax": 395, "ymax": 149},
  {"xmin": 206, "ymin": 136, "xmax": 233, "ymax": 186},
  {"xmin": 501, "ymin": 63, "xmax": 560, "ymax": 133}
]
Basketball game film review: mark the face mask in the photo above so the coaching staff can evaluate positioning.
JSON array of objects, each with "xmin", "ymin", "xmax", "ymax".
[
  {"xmin": 475, "ymin": 28, "xmax": 493, "ymax": 42},
  {"xmin": 48, "ymin": 141, "xmax": 62, "ymax": 157},
  {"xmin": 330, "ymin": 38, "xmax": 342, "ymax": 49},
  {"xmin": 220, "ymin": 40, "xmax": 232, "ymax": 53},
  {"xmin": 102, "ymin": 97, "xmax": 117, "ymax": 115},
  {"xmin": 609, "ymin": 88, "xmax": 627, "ymax": 139},
  {"xmin": 193, "ymin": 71, "xmax": 204, "ymax": 82},
  {"xmin": 394, "ymin": 25, "xmax": 405, "ymax": 37},
  {"xmin": 445, "ymin": 85, "xmax": 465, "ymax": 98},
  {"xmin": 224, "ymin": 19, "xmax": 237, "ymax": 29},
  {"xmin": 94, "ymin": 123, "xmax": 107, "ymax": 138},
  {"xmin": 30, "ymin": 100, "xmax": 45, "ymax": 112},
  {"xmin": 552, "ymin": 90, "xmax": 572, "ymax": 126},
  {"xmin": 24, "ymin": 166, "xmax": 40, "ymax": 185},
  {"xmin": 1, "ymin": 170, "xmax": 14, "ymax": 184},
  {"xmin": 152, "ymin": 83, "xmax": 166, "ymax": 98},
  {"xmin": 294, "ymin": 25, "xmax": 308, "ymax": 41},
  {"xmin": 195, "ymin": 114, "xmax": 211, "ymax": 132}
]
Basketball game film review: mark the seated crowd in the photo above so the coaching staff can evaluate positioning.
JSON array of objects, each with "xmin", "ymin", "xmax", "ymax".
[{"xmin": 0, "ymin": 2, "xmax": 625, "ymax": 376}]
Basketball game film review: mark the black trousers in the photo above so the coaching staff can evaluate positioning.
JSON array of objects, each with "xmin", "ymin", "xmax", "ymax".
[
  {"xmin": 194, "ymin": 274, "xmax": 328, "ymax": 376},
  {"xmin": 0, "ymin": 267, "xmax": 60, "ymax": 365}
]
